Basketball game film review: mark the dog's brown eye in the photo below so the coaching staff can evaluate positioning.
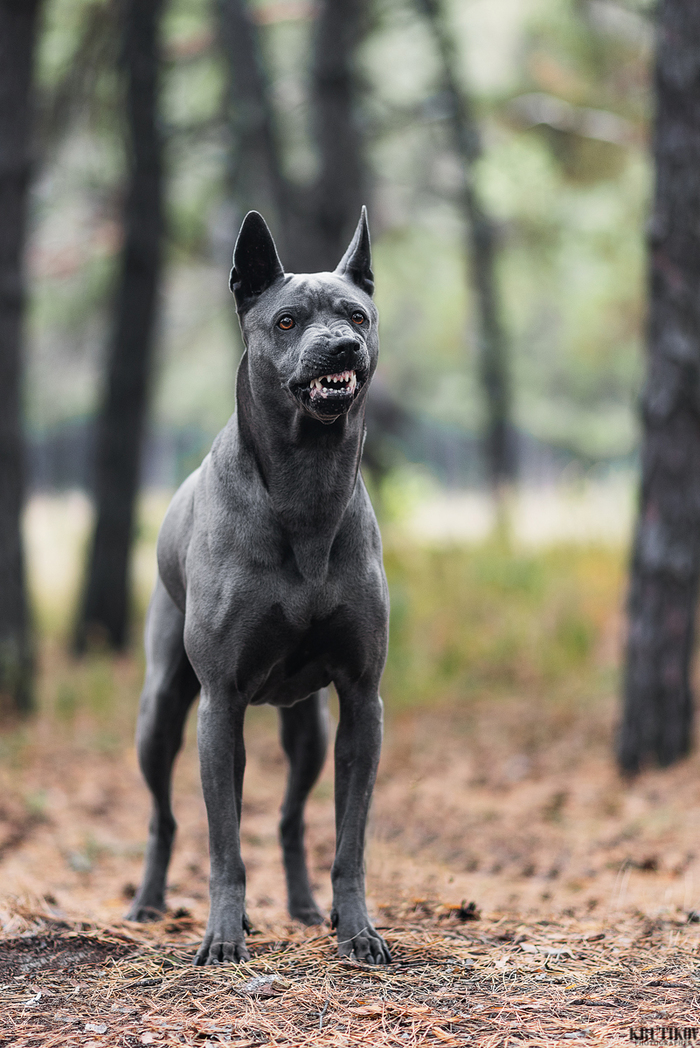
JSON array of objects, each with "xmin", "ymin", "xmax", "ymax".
[
  {"xmin": 351, "ymin": 311, "xmax": 365, "ymax": 325},
  {"xmin": 278, "ymin": 315, "xmax": 294, "ymax": 330}
]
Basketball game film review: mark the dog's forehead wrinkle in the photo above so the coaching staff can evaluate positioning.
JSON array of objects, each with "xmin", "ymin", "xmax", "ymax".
[
  {"xmin": 240, "ymin": 270, "xmax": 375, "ymax": 333},
  {"xmin": 274, "ymin": 274, "xmax": 372, "ymax": 315}
]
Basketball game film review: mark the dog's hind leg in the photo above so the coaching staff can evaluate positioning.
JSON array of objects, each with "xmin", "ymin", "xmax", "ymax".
[
  {"xmin": 126, "ymin": 577, "xmax": 200, "ymax": 922},
  {"xmin": 279, "ymin": 690, "xmax": 329, "ymax": 925}
]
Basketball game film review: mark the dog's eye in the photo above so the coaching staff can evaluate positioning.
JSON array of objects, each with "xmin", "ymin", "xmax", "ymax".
[
  {"xmin": 277, "ymin": 315, "xmax": 294, "ymax": 330},
  {"xmin": 351, "ymin": 311, "xmax": 366, "ymax": 325}
]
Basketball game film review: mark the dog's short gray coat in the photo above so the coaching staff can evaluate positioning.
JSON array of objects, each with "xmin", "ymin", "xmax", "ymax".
[{"xmin": 126, "ymin": 209, "xmax": 391, "ymax": 965}]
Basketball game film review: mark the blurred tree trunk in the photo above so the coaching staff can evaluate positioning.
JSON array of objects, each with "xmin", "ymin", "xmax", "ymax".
[
  {"xmin": 619, "ymin": 0, "xmax": 700, "ymax": 772},
  {"xmin": 0, "ymin": 0, "xmax": 43, "ymax": 714},
  {"xmin": 39, "ymin": 0, "xmax": 119, "ymax": 163},
  {"xmin": 215, "ymin": 0, "xmax": 292, "ymax": 256},
  {"xmin": 216, "ymin": 0, "xmax": 369, "ymax": 273},
  {"xmin": 75, "ymin": 0, "xmax": 165, "ymax": 652},
  {"xmin": 291, "ymin": 0, "xmax": 369, "ymax": 272},
  {"xmin": 418, "ymin": 0, "xmax": 514, "ymax": 491}
]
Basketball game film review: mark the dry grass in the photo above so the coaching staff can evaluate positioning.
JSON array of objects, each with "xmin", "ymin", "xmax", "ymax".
[
  {"xmin": 2, "ymin": 662, "xmax": 700, "ymax": 1044},
  {"xmin": 1, "ymin": 901, "xmax": 699, "ymax": 1046}
]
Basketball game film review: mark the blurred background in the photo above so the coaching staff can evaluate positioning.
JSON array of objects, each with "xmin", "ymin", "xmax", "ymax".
[
  {"xmin": 6, "ymin": 0, "xmax": 700, "ymax": 929},
  {"xmin": 29, "ymin": 0, "xmax": 647, "ymax": 494},
  {"xmin": 25, "ymin": 0, "xmax": 650, "ymax": 631}
]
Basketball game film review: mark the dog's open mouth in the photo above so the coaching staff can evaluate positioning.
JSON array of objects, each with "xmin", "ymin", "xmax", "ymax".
[
  {"xmin": 308, "ymin": 370, "xmax": 357, "ymax": 400},
  {"xmin": 292, "ymin": 366, "xmax": 367, "ymax": 419}
]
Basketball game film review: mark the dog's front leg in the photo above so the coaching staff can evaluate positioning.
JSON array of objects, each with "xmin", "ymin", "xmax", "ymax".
[
  {"xmin": 331, "ymin": 681, "xmax": 391, "ymax": 964},
  {"xmin": 195, "ymin": 689, "xmax": 250, "ymax": 965}
]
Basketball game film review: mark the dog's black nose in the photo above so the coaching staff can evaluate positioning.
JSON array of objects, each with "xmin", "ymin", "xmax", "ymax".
[{"xmin": 328, "ymin": 336, "xmax": 360, "ymax": 357}]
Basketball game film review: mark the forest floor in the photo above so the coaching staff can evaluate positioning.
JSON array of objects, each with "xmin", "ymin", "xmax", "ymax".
[
  {"xmin": 2, "ymin": 491, "xmax": 700, "ymax": 1045},
  {"xmin": 1, "ymin": 644, "xmax": 700, "ymax": 1046}
]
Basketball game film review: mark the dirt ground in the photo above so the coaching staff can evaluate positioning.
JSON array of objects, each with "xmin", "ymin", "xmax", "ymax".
[{"xmin": 2, "ymin": 643, "xmax": 700, "ymax": 1045}]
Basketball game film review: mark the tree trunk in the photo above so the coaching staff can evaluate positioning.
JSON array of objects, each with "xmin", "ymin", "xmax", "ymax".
[
  {"xmin": 418, "ymin": 0, "xmax": 513, "ymax": 490},
  {"xmin": 216, "ymin": 0, "xmax": 368, "ymax": 274},
  {"xmin": 0, "ymin": 0, "xmax": 42, "ymax": 714},
  {"xmin": 619, "ymin": 0, "xmax": 700, "ymax": 772},
  {"xmin": 294, "ymin": 0, "xmax": 369, "ymax": 273},
  {"xmin": 75, "ymin": 0, "xmax": 165, "ymax": 652},
  {"xmin": 38, "ymin": 0, "xmax": 120, "ymax": 163},
  {"xmin": 215, "ymin": 0, "xmax": 291, "ymax": 256}
]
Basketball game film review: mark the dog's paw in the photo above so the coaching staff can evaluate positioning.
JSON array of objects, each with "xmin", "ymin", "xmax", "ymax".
[
  {"xmin": 125, "ymin": 901, "xmax": 165, "ymax": 923},
  {"xmin": 194, "ymin": 911, "xmax": 251, "ymax": 965},
  {"xmin": 194, "ymin": 937, "xmax": 251, "ymax": 966},
  {"xmin": 333, "ymin": 911, "xmax": 391, "ymax": 965},
  {"xmin": 289, "ymin": 902, "xmax": 326, "ymax": 927}
]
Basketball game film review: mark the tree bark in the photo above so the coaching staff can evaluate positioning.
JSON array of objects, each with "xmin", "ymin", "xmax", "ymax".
[
  {"xmin": 293, "ymin": 0, "xmax": 369, "ymax": 273},
  {"xmin": 0, "ymin": 0, "xmax": 42, "ymax": 714},
  {"xmin": 619, "ymin": 0, "xmax": 700, "ymax": 772},
  {"xmin": 216, "ymin": 0, "xmax": 369, "ymax": 274},
  {"xmin": 75, "ymin": 0, "xmax": 165, "ymax": 652},
  {"xmin": 418, "ymin": 0, "xmax": 513, "ymax": 490},
  {"xmin": 215, "ymin": 0, "xmax": 292, "ymax": 256}
]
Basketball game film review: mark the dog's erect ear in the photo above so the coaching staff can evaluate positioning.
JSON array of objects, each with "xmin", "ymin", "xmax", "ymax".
[
  {"xmin": 334, "ymin": 206, "xmax": 374, "ymax": 297},
  {"xmin": 229, "ymin": 211, "xmax": 285, "ymax": 309}
]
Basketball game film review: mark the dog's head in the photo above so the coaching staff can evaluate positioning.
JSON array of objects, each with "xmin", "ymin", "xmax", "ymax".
[{"xmin": 230, "ymin": 209, "xmax": 378, "ymax": 424}]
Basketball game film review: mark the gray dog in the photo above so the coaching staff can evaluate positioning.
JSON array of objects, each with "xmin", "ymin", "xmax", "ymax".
[{"xmin": 126, "ymin": 208, "xmax": 391, "ymax": 966}]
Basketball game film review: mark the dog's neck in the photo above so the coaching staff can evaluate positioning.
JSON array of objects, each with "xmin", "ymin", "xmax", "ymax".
[{"xmin": 229, "ymin": 355, "xmax": 366, "ymax": 582}]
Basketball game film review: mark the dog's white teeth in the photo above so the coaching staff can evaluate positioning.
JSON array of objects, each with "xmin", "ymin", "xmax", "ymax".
[{"xmin": 308, "ymin": 369, "xmax": 357, "ymax": 398}]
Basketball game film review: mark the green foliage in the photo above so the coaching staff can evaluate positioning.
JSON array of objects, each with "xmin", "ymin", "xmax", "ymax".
[
  {"xmin": 46, "ymin": 646, "xmax": 144, "ymax": 745},
  {"xmin": 367, "ymin": 0, "xmax": 651, "ymax": 461},
  {"xmin": 38, "ymin": 0, "xmax": 107, "ymax": 87},
  {"xmin": 55, "ymin": 681, "xmax": 78, "ymax": 721},
  {"xmin": 480, "ymin": 136, "xmax": 647, "ymax": 457},
  {"xmin": 28, "ymin": 0, "xmax": 653, "ymax": 460},
  {"xmin": 381, "ymin": 540, "xmax": 622, "ymax": 710}
]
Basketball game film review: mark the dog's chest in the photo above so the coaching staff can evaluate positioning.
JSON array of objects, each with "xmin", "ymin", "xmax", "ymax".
[
  {"xmin": 185, "ymin": 556, "xmax": 378, "ymax": 705},
  {"xmin": 182, "ymin": 463, "xmax": 386, "ymax": 704},
  {"xmin": 245, "ymin": 602, "xmax": 363, "ymax": 705},
  {"xmin": 215, "ymin": 598, "xmax": 365, "ymax": 705}
]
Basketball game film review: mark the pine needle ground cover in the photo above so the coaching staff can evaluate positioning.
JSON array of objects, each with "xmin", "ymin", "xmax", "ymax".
[
  {"xmin": 2, "ymin": 904, "xmax": 700, "ymax": 1047},
  {"xmin": 3, "ymin": 524, "xmax": 700, "ymax": 1043}
]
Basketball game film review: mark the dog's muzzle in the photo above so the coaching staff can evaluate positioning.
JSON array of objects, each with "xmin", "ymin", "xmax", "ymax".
[{"xmin": 293, "ymin": 368, "xmax": 365, "ymax": 419}]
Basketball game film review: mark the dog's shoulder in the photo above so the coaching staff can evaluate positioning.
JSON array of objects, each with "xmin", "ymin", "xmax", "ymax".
[
  {"xmin": 158, "ymin": 432, "xmax": 281, "ymax": 604},
  {"xmin": 337, "ymin": 475, "xmax": 383, "ymax": 558},
  {"xmin": 156, "ymin": 465, "xmax": 201, "ymax": 612}
]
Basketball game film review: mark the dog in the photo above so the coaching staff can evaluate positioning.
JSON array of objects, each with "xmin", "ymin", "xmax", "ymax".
[{"xmin": 126, "ymin": 208, "xmax": 391, "ymax": 966}]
